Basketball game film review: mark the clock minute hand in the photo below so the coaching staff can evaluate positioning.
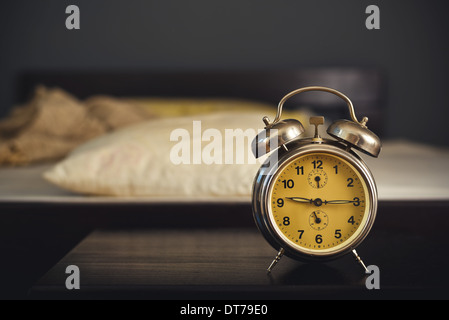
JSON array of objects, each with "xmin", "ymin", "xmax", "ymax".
[
  {"xmin": 324, "ymin": 199, "xmax": 357, "ymax": 204},
  {"xmin": 285, "ymin": 197, "xmax": 313, "ymax": 204}
]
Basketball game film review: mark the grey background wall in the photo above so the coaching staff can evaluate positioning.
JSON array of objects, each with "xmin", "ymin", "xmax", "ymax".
[{"xmin": 0, "ymin": 0, "xmax": 448, "ymax": 146}]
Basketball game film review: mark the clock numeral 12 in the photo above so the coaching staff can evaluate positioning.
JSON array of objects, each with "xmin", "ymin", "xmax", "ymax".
[{"xmin": 312, "ymin": 160, "xmax": 323, "ymax": 169}]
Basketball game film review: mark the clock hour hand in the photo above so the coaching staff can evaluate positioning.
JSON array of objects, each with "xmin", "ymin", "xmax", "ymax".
[{"xmin": 285, "ymin": 197, "xmax": 313, "ymax": 204}]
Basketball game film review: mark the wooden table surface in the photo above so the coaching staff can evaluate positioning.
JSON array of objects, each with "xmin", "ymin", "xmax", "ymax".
[{"xmin": 30, "ymin": 222, "xmax": 449, "ymax": 300}]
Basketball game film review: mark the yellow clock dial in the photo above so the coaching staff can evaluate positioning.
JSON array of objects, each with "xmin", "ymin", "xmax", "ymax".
[{"xmin": 269, "ymin": 152, "xmax": 370, "ymax": 254}]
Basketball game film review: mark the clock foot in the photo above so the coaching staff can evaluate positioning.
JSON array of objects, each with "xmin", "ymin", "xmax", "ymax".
[
  {"xmin": 352, "ymin": 249, "xmax": 369, "ymax": 273},
  {"xmin": 267, "ymin": 248, "xmax": 285, "ymax": 273}
]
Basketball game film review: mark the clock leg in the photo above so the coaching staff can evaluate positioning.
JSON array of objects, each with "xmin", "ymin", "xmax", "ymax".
[
  {"xmin": 267, "ymin": 248, "xmax": 285, "ymax": 273},
  {"xmin": 352, "ymin": 249, "xmax": 369, "ymax": 273}
]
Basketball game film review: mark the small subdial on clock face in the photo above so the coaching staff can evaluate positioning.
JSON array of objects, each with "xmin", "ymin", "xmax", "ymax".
[
  {"xmin": 308, "ymin": 169, "xmax": 328, "ymax": 188},
  {"xmin": 309, "ymin": 210, "xmax": 329, "ymax": 231}
]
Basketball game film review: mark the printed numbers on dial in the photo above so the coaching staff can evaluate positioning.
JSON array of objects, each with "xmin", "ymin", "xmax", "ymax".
[{"xmin": 270, "ymin": 153, "xmax": 369, "ymax": 251}]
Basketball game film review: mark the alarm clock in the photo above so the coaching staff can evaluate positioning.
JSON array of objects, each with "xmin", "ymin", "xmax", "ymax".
[{"xmin": 251, "ymin": 86, "xmax": 381, "ymax": 273}]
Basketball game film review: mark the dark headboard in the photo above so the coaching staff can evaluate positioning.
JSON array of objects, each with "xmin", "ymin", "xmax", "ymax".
[{"xmin": 17, "ymin": 68, "xmax": 386, "ymax": 136}]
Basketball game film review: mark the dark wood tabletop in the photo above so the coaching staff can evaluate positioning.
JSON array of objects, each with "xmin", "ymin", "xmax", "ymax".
[
  {"xmin": 29, "ymin": 201, "xmax": 449, "ymax": 300},
  {"xmin": 0, "ymin": 200, "xmax": 447, "ymax": 300}
]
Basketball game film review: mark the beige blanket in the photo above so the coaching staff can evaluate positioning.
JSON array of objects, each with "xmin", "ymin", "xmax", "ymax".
[{"xmin": 0, "ymin": 86, "xmax": 152, "ymax": 165}]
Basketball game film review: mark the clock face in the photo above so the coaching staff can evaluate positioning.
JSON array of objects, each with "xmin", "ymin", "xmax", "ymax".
[{"xmin": 268, "ymin": 152, "xmax": 371, "ymax": 255}]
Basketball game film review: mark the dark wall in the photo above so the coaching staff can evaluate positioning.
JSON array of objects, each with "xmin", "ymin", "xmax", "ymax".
[{"xmin": 1, "ymin": 0, "xmax": 448, "ymax": 146}]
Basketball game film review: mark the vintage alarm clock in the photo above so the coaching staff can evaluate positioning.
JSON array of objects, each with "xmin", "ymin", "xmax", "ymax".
[{"xmin": 251, "ymin": 86, "xmax": 381, "ymax": 273}]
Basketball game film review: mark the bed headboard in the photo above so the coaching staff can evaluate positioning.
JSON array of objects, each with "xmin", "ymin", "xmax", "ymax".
[{"xmin": 17, "ymin": 68, "xmax": 386, "ymax": 136}]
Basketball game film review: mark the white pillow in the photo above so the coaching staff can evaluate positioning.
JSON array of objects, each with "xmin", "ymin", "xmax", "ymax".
[{"xmin": 44, "ymin": 112, "xmax": 273, "ymax": 198}]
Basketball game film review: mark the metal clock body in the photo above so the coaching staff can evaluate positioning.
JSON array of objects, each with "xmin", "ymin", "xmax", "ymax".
[
  {"xmin": 251, "ymin": 86, "xmax": 381, "ymax": 272},
  {"xmin": 252, "ymin": 139, "xmax": 377, "ymax": 264}
]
